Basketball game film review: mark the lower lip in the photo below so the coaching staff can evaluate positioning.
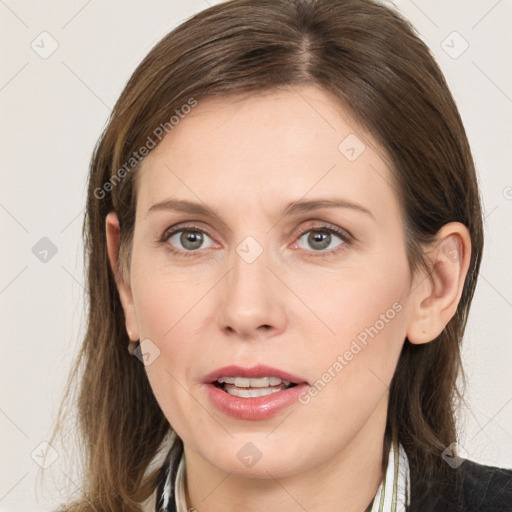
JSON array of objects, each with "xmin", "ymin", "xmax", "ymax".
[{"xmin": 205, "ymin": 382, "xmax": 309, "ymax": 420}]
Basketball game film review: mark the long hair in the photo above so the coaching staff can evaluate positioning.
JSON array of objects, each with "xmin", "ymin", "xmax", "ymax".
[{"xmin": 51, "ymin": 0, "xmax": 484, "ymax": 509}]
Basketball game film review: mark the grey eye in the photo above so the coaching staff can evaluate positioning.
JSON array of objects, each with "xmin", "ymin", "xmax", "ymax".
[
  {"xmin": 297, "ymin": 230, "xmax": 343, "ymax": 252},
  {"xmin": 168, "ymin": 230, "xmax": 213, "ymax": 251}
]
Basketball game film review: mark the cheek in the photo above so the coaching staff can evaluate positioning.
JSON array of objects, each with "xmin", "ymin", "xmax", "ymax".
[
  {"xmin": 131, "ymin": 256, "xmax": 205, "ymax": 339},
  {"xmin": 297, "ymin": 255, "xmax": 410, "ymax": 399},
  {"xmin": 130, "ymin": 259, "xmax": 213, "ymax": 388},
  {"xmin": 299, "ymin": 254, "xmax": 409, "ymax": 345},
  {"xmin": 131, "ymin": 269, "xmax": 205, "ymax": 434}
]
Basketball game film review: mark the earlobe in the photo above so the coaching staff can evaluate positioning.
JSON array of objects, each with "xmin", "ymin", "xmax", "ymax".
[
  {"xmin": 105, "ymin": 212, "xmax": 140, "ymax": 341},
  {"xmin": 406, "ymin": 222, "xmax": 471, "ymax": 345}
]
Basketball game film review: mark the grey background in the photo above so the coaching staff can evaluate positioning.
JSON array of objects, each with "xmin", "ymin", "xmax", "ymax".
[{"xmin": 1, "ymin": 1, "xmax": 511, "ymax": 510}]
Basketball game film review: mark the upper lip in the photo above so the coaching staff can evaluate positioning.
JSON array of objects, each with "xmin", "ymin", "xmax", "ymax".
[{"xmin": 204, "ymin": 364, "xmax": 308, "ymax": 385}]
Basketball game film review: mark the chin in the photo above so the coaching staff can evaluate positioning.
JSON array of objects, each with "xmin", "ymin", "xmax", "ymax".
[{"xmin": 196, "ymin": 436, "xmax": 325, "ymax": 480}]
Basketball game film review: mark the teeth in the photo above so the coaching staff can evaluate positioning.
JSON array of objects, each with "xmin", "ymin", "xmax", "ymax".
[
  {"xmin": 223, "ymin": 384, "xmax": 285, "ymax": 398},
  {"xmin": 216, "ymin": 376, "xmax": 291, "ymax": 388}
]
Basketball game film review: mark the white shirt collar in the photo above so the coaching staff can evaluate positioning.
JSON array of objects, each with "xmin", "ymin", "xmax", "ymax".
[{"xmin": 368, "ymin": 441, "xmax": 411, "ymax": 512}]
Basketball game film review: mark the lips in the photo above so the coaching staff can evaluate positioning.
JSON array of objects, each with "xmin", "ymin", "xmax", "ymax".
[{"xmin": 203, "ymin": 365, "xmax": 309, "ymax": 420}]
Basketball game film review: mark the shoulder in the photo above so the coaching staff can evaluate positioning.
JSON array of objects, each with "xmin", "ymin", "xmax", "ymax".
[
  {"xmin": 409, "ymin": 459, "xmax": 512, "ymax": 512},
  {"xmin": 458, "ymin": 459, "xmax": 512, "ymax": 511}
]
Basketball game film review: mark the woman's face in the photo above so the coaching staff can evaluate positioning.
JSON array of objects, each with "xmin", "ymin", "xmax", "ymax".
[{"xmin": 120, "ymin": 86, "xmax": 420, "ymax": 478}]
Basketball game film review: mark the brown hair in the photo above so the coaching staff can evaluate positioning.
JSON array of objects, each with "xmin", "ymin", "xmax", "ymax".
[{"xmin": 51, "ymin": 0, "xmax": 483, "ymax": 509}]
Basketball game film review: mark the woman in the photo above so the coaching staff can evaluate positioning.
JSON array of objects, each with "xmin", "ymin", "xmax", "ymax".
[{"xmin": 52, "ymin": 0, "xmax": 512, "ymax": 511}]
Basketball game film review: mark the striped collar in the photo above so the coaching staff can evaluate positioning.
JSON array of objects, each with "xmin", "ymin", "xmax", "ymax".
[
  {"xmin": 157, "ymin": 440, "xmax": 410, "ymax": 512},
  {"xmin": 366, "ymin": 442, "xmax": 410, "ymax": 512}
]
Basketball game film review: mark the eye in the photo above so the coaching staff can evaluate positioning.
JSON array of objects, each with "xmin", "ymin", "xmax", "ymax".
[
  {"xmin": 160, "ymin": 222, "xmax": 352, "ymax": 258},
  {"xmin": 163, "ymin": 226, "xmax": 215, "ymax": 255},
  {"xmin": 295, "ymin": 224, "xmax": 350, "ymax": 255}
]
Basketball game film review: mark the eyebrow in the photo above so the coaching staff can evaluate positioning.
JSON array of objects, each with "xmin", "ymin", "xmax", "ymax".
[{"xmin": 146, "ymin": 197, "xmax": 375, "ymax": 221}]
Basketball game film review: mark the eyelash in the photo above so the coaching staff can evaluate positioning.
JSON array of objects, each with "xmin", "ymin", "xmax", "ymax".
[{"xmin": 160, "ymin": 222, "xmax": 353, "ymax": 258}]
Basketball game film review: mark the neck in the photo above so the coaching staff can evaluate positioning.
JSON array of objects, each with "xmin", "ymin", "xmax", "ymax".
[{"xmin": 182, "ymin": 396, "xmax": 388, "ymax": 512}]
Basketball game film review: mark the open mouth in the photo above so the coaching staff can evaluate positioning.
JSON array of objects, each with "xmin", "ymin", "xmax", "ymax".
[
  {"xmin": 204, "ymin": 367, "xmax": 308, "ymax": 419},
  {"xmin": 212, "ymin": 376, "xmax": 298, "ymax": 398}
]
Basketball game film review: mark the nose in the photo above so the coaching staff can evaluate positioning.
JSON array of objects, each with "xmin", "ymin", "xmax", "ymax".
[{"xmin": 216, "ymin": 242, "xmax": 287, "ymax": 340}]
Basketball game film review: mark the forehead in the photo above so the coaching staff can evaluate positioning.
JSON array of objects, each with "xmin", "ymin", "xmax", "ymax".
[{"xmin": 135, "ymin": 86, "xmax": 400, "ymax": 224}]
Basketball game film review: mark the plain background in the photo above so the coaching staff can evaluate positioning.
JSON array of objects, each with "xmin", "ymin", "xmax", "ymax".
[{"xmin": 1, "ymin": 1, "xmax": 511, "ymax": 510}]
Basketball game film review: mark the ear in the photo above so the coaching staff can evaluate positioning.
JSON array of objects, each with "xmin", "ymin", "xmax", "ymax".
[
  {"xmin": 406, "ymin": 222, "xmax": 472, "ymax": 344},
  {"xmin": 105, "ymin": 212, "xmax": 140, "ymax": 341}
]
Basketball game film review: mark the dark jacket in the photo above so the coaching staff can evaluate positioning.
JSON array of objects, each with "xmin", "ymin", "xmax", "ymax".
[{"xmin": 408, "ymin": 459, "xmax": 512, "ymax": 511}]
